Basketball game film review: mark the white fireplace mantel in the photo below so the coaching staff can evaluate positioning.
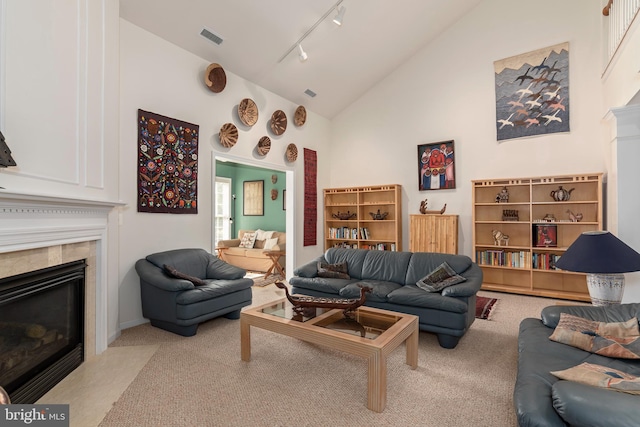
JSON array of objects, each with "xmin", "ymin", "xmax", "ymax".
[{"xmin": 0, "ymin": 188, "xmax": 124, "ymax": 355}]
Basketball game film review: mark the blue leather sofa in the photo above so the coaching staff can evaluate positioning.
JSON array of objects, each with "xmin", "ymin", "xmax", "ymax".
[
  {"xmin": 135, "ymin": 248, "xmax": 253, "ymax": 336},
  {"xmin": 289, "ymin": 248, "xmax": 483, "ymax": 348},
  {"xmin": 515, "ymin": 303, "xmax": 640, "ymax": 426}
]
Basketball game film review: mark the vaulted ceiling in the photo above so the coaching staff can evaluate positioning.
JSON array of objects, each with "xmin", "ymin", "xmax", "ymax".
[{"xmin": 120, "ymin": 0, "xmax": 483, "ymax": 119}]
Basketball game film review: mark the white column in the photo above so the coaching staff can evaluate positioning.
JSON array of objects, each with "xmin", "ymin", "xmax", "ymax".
[{"xmin": 607, "ymin": 104, "xmax": 640, "ymax": 303}]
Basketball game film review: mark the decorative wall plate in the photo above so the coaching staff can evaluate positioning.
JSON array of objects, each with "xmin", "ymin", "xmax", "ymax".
[
  {"xmin": 257, "ymin": 136, "xmax": 271, "ymax": 156},
  {"xmin": 238, "ymin": 98, "xmax": 258, "ymax": 126},
  {"xmin": 294, "ymin": 105, "xmax": 307, "ymax": 127},
  {"xmin": 219, "ymin": 123, "xmax": 238, "ymax": 148},
  {"xmin": 286, "ymin": 143, "xmax": 298, "ymax": 162},
  {"xmin": 205, "ymin": 63, "xmax": 227, "ymax": 93},
  {"xmin": 270, "ymin": 110, "xmax": 287, "ymax": 135}
]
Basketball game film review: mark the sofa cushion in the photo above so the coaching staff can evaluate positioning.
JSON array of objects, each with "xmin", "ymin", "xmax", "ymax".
[
  {"xmin": 550, "ymin": 313, "xmax": 640, "ymax": 359},
  {"xmin": 288, "ymin": 276, "xmax": 355, "ymax": 295},
  {"xmin": 264, "ymin": 237, "xmax": 279, "ymax": 250},
  {"xmin": 360, "ymin": 250, "xmax": 412, "ymax": 284},
  {"xmin": 386, "ymin": 285, "xmax": 468, "ymax": 313},
  {"xmin": 324, "ymin": 248, "xmax": 369, "ymax": 279},
  {"xmin": 416, "ymin": 261, "xmax": 466, "ymax": 292},
  {"xmin": 175, "ymin": 279, "xmax": 253, "ymax": 304},
  {"xmin": 205, "ymin": 257, "xmax": 246, "ymax": 280},
  {"xmin": 339, "ymin": 280, "xmax": 401, "ymax": 302},
  {"xmin": 146, "ymin": 248, "xmax": 212, "ymax": 278},
  {"xmin": 163, "ymin": 264, "xmax": 206, "ymax": 286},
  {"xmin": 551, "ymin": 362, "xmax": 640, "ymax": 395},
  {"xmin": 317, "ymin": 261, "xmax": 350, "ymax": 279},
  {"xmin": 255, "ymin": 229, "xmax": 274, "ymax": 241},
  {"xmin": 239, "ymin": 232, "xmax": 257, "ymax": 248},
  {"xmin": 405, "ymin": 253, "xmax": 472, "ymax": 287}
]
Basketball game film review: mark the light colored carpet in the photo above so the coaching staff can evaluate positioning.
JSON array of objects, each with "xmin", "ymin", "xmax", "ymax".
[{"xmin": 99, "ymin": 285, "xmax": 565, "ymax": 427}]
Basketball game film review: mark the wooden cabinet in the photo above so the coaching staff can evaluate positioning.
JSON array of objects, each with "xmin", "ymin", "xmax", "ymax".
[
  {"xmin": 472, "ymin": 173, "xmax": 603, "ymax": 302},
  {"xmin": 324, "ymin": 184, "xmax": 402, "ymax": 251},
  {"xmin": 409, "ymin": 214, "xmax": 458, "ymax": 254}
]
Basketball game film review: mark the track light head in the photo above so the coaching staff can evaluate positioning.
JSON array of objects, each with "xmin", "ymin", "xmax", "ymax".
[
  {"xmin": 332, "ymin": 6, "xmax": 346, "ymax": 26},
  {"xmin": 297, "ymin": 44, "xmax": 308, "ymax": 62}
]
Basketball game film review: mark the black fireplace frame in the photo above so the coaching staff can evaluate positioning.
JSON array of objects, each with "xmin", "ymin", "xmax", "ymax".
[{"xmin": 0, "ymin": 260, "xmax": 85, "ymax": 403}]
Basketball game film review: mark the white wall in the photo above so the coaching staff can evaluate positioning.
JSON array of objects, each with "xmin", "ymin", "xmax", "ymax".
[
  {"xmin": 330, "ymin": 0, "xmax": 606, "ymax": 258},
  {"xmin": 118, "ymin": 20, "xmax": 332, "ymax": 329}
]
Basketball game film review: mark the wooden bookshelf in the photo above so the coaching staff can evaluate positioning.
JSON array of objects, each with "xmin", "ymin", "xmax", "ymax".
[
  {"xmin": 472, "ymin": 173, "xmax": 603, "ymax": 302},
  {"xmin": 324, "ymin": 184, "xmax": 402, "ymax": 252}
]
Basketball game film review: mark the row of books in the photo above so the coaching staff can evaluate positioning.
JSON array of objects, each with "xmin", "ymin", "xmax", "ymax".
[
  {"xmin": 329, "ymin": 242, "xmax": 397, "ymax": 251},
  {"xmin": 532, "ymin": 253, "xmax": 561, "ymax": 270},
  {"xmin": 328, "ymin": 227, "xmax": 372, "ymax": 240},
  {"xmin": 476, "ymin": 250, "xmax": 562, "ymax": 271},
  {"xmin": 476, "ymin": 250, "xmax": 531, "ymax": 268}
]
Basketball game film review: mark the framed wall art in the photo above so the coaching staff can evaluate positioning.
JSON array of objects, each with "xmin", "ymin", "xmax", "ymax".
[
  {"xmin": 243, "ymin": 180, "xmax": 264, "ymax": 216},
  {"xmin": 418, "ymin": 140, "xmax": 455, "ymax": 191}
]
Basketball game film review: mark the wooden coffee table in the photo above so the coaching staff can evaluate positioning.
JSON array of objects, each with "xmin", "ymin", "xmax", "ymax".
[{"xmin": 240, "ymin": 298, "xmax": 419, "ymax": 412}]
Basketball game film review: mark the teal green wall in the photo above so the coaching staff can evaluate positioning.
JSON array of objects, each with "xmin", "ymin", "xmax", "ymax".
[{"xmin": 215, "ymin": 161, "xmax": 286, "ymax": 235}]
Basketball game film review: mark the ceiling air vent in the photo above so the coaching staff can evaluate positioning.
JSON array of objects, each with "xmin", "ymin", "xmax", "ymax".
[
  {"xmin": 200, "ymin": 28, "xmax": 224, "ymax": 45},
  {"xmin": 304, "ymin": 89, "xmax": 317, "ymax": 98}
]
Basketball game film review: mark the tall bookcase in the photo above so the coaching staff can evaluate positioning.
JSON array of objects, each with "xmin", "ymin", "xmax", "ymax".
[
  {"xmin": 324, "ymin": 184, "xmax": 402, "ymax": 251},
  {"xmin": 472, "ymin": 173, "xmax": 603, "ymax": 302}
]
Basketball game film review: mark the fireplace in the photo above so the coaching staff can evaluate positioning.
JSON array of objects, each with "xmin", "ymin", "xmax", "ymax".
[{"xmin": 0, "ymin": 260, "xmax": 86, "ymax": 403}]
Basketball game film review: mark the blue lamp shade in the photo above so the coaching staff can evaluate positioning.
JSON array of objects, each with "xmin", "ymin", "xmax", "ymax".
[{"xmin": 555, "ymin": 231, "xmax": 640, "ymax": 274}]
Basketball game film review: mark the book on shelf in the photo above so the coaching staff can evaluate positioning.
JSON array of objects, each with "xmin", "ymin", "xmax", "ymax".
[{"xmin": 475, "ymin": 249, "xmax": 531, "ymax": 268}]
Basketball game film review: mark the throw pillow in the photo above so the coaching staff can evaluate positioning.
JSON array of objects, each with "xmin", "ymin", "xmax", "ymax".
[
  {"xmin": 255, "ymin": 229, "xmax": 274, "ymax": 241},
  {"xmin": 239, "ymin": 232, "xmax": 257, "ymax": 248},
  {"xmin": 551, "ymin": 362, "xmax": 640, "ymax": 395},
  {"xmin": 416, "ymin": 261, "xmax": 466, "ymax": 293},
  {"xmin": 549, "ymin": 313, "xmax": 640, "ymax": 359},
  {"xmin": 317, "ymin": 261, "xmax": 350, "ymax": 279},
  {"xmin": 163, "ymin": 264, "xmax": 207, "ymax": 286},
  {"xmin": 264, "ymin": 237, "xmax": 279, "ymax": 250}
]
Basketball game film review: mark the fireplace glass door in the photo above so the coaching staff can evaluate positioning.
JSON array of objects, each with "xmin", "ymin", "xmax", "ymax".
[{"xmin": 0, "ymin": 260, "xmax": 85, "ymax": 403}]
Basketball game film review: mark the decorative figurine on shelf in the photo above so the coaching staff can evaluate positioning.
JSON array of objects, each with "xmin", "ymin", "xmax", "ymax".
[
  {"xmin": 495, "ymin": 186, "xmax": 510, "ymax": 203},
  {"xmin": 419, "ymin": 199, "xmax": 447, "ymax": 214},
  {"xmin": 550, "ymin": 186, "xmax": 575, "ymax": 201},
  {"xmin": 332, "ymin": 211, "xmax": 356, "ymax": 220},
  {"xmin": 492, "ymin": 229, "xmax": 510, "ymax": 246},
  {"xmin": 369, "ymin": 209, "xmax": 388, "ymax": 220},
  {"xmin": 502, "ymin": 209, "xmax": 519, "ymax": 221},
  {"xmin": 275, "ymin": 281, "xmax": 372, "ymax": 318},
  {"xmin": 543, "ymin": 213, "xmax": 556, "ymax": 222},
  {"xmin": 566, "ymin": 209, "xmax": 583, "ymax": 222}
]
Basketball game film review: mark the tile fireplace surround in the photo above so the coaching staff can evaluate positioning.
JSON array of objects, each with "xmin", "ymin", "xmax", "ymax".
[{"xmin": 0, "ymin": 189, "xmax": 120, "ymax": 360}]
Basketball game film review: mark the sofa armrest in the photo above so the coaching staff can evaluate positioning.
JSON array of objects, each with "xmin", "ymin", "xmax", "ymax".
[
  {"xmin": 293, "ymin": 255, "xmax": 326, "ymax": 278},
  {"xmin": 135, "ymin": 259, "xmax": 195, "ymax": 292},
  {"xmin": 441, "ymin": 263, "xmax": 483, "ymax": 298},
  {"xmin": 217, "ymin": 238, "xmax": 241, "ymax": 248},
  {"xmin": 541, "ymin": 303, "xmax": 640, "ymax": 328},
  {"xmin": 272, "ymin": 243, "xmax": 286, "ymax": 252},
  {"xmin": 552, "ymin": 380, "xmax": 640, "ymax": 427}
]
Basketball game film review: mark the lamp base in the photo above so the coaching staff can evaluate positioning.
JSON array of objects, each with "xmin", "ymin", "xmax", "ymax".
[{"xmin": 586, "ymin": 273, "xmax": 625, "ymax": 306}]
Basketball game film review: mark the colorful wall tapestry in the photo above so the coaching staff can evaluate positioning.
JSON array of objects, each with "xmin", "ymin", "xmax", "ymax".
[
  {"xmin": 494, "ymin": 42, "xmax": 569, "ymax": 141},
  {"xmin": 137, "ymin": 109, "xmax": 199, "ymax": 214},
  {"xmin": 303, "ymin": 148, "xmax": 317, "ymax": 246}
]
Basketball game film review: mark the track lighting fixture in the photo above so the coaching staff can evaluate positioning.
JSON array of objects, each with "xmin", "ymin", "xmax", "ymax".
[
  {"xmin": 332, "ymin": 6, "xmax": 346, "ymax": 26},
  {"xmin": 297, "ymin": 44, "xmax": 308, "ymax": 62}
]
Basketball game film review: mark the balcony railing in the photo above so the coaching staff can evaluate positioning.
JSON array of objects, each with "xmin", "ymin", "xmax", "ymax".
[{"xmin": 604, "ymin": 0, "xmax": 640, "ymax": 63}]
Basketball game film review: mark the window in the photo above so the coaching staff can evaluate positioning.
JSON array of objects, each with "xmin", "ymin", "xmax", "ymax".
[{"xmin": 214, "ymin": 177, "xmax": 232, "ymax": 247}]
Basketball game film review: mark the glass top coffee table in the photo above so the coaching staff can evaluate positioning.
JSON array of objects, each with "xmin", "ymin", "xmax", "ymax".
[{"xmin": 240, "ymin": 298, "xmax": 419, "ymax": 412}]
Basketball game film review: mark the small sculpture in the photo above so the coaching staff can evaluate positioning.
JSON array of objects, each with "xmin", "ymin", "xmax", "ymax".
[
  {"xmin": 332, "ymin": 211, "xmax": 356, "ymax": 220},
  {"xmin": 419, "ymin": 199, "xmax": 447, "ymax": 214},
  {"xmin": 566, "ymin": 209, "xmax": 583, "ymax": 222},
  {"xmin": 275, "ymin": 281, "xmax": 371, "ymax": 318},
  {"xmin": 496, "ymin": 186, "xmax": 510, "ymax": 203},
  {"xmin": 502, "ymin": 210, "xmax": 519, "ymax": 221},
  {"xmin": 369, "ymin": 209, "xmax": 388, "ymax": 220},
  {"xmin": 543, "ymin": 213, "xmax": 556, "ymax": 222},
  {"xmin": 492, "ymin": 229, "xmax": 510, "ymax": 246},
  {"xmin": 550, "ymin": 186, "xmax": 575, "ymax": 201}
]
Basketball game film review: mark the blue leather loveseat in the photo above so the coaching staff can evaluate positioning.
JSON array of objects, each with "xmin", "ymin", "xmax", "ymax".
[{"xmin": 289, "ymin": 248, "xmax": 483, "ymax": 348}]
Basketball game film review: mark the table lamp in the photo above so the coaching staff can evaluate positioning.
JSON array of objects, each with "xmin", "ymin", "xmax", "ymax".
[{"xmin": 555, "ymin": 231, "xmax": 640, "ymax": 306}]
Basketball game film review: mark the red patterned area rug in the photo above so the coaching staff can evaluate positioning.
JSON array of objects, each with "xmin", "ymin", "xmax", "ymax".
[{"xmin": 476, "ymin": 296, "xmax": 498, "ymax": 320}]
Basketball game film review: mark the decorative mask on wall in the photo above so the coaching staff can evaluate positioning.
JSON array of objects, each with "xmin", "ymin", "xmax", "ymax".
[
  {"xmin": 271, "ymin": 189, "xmax": 278, "ymax": 200},
  {"xmin": 271, "ymin": 174, "xmax": 277, "ymax": 184}
]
